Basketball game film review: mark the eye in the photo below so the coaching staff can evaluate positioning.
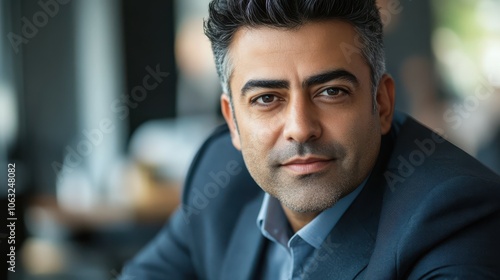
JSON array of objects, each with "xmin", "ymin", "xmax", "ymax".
[
  {"xmin": 318, "ymin": 87, "xmax": 349, "ymax": 97},
  {"xmin": 251, "ymin": 94, "xmax": 278, "ymax": 105}
]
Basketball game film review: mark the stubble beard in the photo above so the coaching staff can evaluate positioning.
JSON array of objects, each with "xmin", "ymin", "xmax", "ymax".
[
  {"xmin": 243, "ymin": 141, "xmax": 361, "ymax": 213},
  {"xmin": 265, "ymin": 166, "xmax": 358, "ymax": 213}
]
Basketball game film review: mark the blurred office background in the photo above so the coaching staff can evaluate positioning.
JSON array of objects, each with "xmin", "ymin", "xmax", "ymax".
[{"xmin": 0, "ymin": 0, "xmax": 498, "ymax": 279}]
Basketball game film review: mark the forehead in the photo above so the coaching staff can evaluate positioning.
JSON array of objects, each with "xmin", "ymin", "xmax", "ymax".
[{"xmin": 227, "ymin": 20, "xmax": 369, "ymax": 91}]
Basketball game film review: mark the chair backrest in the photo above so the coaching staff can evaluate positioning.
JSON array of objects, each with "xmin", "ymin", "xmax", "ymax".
[{"xmin": 181, "ymin": 124, "xmax": 261, "ymax": 221}]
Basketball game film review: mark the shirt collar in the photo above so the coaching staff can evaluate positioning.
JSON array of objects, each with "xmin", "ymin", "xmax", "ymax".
[
  {"xmin": 257, "ymin": 178, "xmax": 368, "ymax": 249},
  {"xmin": 256, "ymin": 193, "xmax": 293, "ymax": 247}
]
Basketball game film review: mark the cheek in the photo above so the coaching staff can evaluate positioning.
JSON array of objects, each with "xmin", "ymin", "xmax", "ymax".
[
  {"xmin": 328, "ymin": 111, "xmax": 380, "ymax": 159},
  {"xmin": 238, "ymin": 119, "xmax": 280, "ymax": 182},
  {"xmin": 349, "ymin": 114, "xmax": 381, "ymax": 166},
  {"xmin": 238, "ymin": 113, "xmax": 279, "ymax": 155}
]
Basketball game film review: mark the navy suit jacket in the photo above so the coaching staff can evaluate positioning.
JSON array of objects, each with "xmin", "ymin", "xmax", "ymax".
[{"xmin": 122, "ymin": 113, "xmax": 500, "ymax": 279}]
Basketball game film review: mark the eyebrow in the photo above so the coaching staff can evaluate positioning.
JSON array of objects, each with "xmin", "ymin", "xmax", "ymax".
[
  {"xmin": 303, "ymin": 69, "xmax": 359, "ymax": 88},
  {"xmin": 240, "ymin": 69, "xmax": 359, "ymax": 96},
  {"xmin": 241, "ymin": 80, "xmax": 289, "ymax": 96}
]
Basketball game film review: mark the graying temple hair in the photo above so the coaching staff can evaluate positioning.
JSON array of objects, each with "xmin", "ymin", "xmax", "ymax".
[{"xmin": 204, "ymin": 0, "xmax": 386, "ymax": 109}]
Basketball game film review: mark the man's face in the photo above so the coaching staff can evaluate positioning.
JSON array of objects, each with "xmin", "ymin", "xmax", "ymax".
[{"xmin": 221, "ymin": 20, "xmax": 394, "ymax": 213}]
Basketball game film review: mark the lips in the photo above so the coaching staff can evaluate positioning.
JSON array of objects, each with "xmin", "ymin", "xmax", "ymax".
[{"xmin": 280, "ymin": 156, "xmax": 334, "ymax": 175}]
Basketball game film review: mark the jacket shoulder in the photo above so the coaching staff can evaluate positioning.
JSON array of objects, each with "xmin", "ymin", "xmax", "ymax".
[
  {"xmin": 369, "ymin": 114, "xmax": 500, "ymax": 278},
  {"xmin": 181, "ymin": 123, "xmax": 261, "ymax": 224}
]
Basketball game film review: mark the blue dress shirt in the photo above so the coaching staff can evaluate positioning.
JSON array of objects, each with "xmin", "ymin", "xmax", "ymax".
[{"xmin": 257, "ymin": 179, "xmax": 367, "ymax": 280}]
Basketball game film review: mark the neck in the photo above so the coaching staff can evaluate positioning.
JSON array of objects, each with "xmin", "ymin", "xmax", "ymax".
[{"xmin": 282, "ymin": 206, "xmax": 321, "ymax": 232}]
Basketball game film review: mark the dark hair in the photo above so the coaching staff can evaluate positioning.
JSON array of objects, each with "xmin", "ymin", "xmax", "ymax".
[{"xmin": 204, "ymin": 0, "xmax": 385, "ymax": 102}]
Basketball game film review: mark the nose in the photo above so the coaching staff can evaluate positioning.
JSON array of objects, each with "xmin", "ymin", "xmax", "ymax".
[{"xmin": 282, "ymin": 94, "xmax": 322, "ymax": 143}]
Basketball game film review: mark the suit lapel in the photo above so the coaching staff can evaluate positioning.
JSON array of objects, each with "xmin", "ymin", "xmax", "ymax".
[
  {"xmin": 300, "ymin": 178, "xmax": 384, "ymax": 279},
  {"xmin": 220, "ymin": 193, "xmax": 266, "ymax": 280},
  {"xmin": 302, "ymin": 134, "xmax": 393, "ymax": 279}
]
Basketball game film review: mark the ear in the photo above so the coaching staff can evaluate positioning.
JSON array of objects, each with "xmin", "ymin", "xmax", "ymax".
[
  {"xmin": 221, "ymin": 94, "xmax": 242, "ymax": 150},
  {"xmin": 376, "ymin": 74, "xmax": 396, "ymax": 135}
]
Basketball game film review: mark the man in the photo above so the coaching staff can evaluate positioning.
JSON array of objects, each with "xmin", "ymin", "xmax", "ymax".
[{"xmin": 122, "ymin": 0, "xmax": 500, "ymax": 279}]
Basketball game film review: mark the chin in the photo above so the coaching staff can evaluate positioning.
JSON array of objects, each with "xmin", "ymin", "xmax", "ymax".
[{"xmin": 276, "ymin": 186, "xmax": 344, "ymax": 213}]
